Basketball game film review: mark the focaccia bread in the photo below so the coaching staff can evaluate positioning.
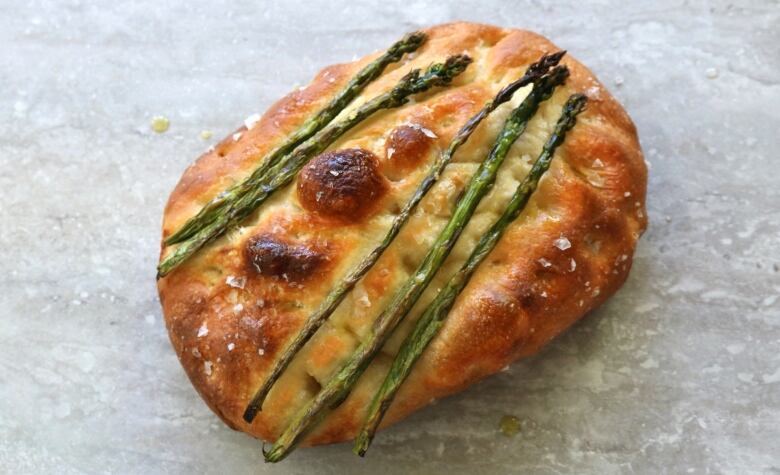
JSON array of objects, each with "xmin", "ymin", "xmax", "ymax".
[{"xmin": 157, "ymin": 22, "xmax": 647, "ymax": 446}]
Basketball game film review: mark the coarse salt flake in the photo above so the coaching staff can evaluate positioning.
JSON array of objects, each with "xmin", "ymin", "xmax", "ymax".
[
  {"xmin": 553, "ymin": 236, "xmax": 571, "ymax": 250},
  {"xmin": 232, "ymin": 132, "xmax": 242, "ymax": 141},
  {"xmin": 244, "ymin": 113, "xmax": 261, "ymax": 130},
  {"xmin": 225, "ymin": 275, "xmax": 246, "ymax": 289},
  {"xmin": 233, "ymin": 303, "xmax": 244, "ymax": 313},
  {"xmin": 538, "ymin": 258, "xmax": 552, "ymax": 268},
  {"xmin": 204, "ymin": 361, "xmax": 213, "ymax": 375},
  {"xmin": 197, "ymin": 322, "xmax": 209, "ymax": 337},
  {"xmin": 418, "ymin": 126, "xmax": 437, "ymax": 138},
  {"xmin": 227, "ymin": 343, "xmax": 235, "ymax": 352},
  {"xmin": 570, "ymin": 258, "xmax": 577, "ymax": 272}
]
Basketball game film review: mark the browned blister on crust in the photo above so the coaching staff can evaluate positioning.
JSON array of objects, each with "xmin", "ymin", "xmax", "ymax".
[{"xmin": 157, "ymin": 22, "xmax": 647, "ymax": 445}]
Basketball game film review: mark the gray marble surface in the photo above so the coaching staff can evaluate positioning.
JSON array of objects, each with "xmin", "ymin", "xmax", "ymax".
[{"xmin": 1, "ymin": 0, "xmax": 779, "ymax": 473}]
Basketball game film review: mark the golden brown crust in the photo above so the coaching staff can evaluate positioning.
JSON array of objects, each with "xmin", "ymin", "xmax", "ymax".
[{"xmin": 157, "ymin": 22, "xmax": 647, "ymax": 446}]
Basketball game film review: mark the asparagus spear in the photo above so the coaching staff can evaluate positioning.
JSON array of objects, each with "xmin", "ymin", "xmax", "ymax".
[
  {"xmin": 157, "ymin": 55, "xmax": 473, "ymax": 277},
  {"xmin": 242, "ymin": 51, "xmax": 567, "ymax": 423},
  {"xmin": 354, "ymin": 93, "xmax": 589, "ymax": 456},
  {"xmin": 165, "ymin": 31, "xmax": 427, "ymax": 245},
  {"xmin": 263, "ymin": 66, "xmax": 570, "ymax": 462}
]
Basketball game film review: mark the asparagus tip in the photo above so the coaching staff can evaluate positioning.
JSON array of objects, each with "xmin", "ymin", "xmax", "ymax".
[
  {"xmin": 565, "ymin": 92, "xmax": 588, "ymax": 117},
  {"xmin": 442, "ymin": 53, "xmax": 473, "ymax": 77},
  {"xmin": 402, "ymin": 30, "xmax": 427, "ymax": 48},
  {"xmin": 541, "ymin": 65, "xmax": 571, "ymax": 92}
]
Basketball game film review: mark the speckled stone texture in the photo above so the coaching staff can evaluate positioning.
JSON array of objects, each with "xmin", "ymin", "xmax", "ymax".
[{"xmin": 1, "ymin": 1, "xmax": 778, "ymax": 473}]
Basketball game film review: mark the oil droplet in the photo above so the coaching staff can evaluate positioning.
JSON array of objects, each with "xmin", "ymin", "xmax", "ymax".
[
  {"xmin": 200, "ymin": 130, "xmax": 213, "ymax": 140},
  {"xmin": 151, "ymin": 115, "xmax": 170, "ymax": 133},
  {"xmin": 499, "ymin": 415, "xmax": 520, "ymax": 437}
]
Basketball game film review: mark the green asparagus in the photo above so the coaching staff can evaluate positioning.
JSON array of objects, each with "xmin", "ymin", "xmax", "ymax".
[
  {"xmin": 165, "ymin": 31, "xmax": 427, "ymax": 245},
  {"xmin": 354, "ymin": 93, "xmax": 588, "ymax": 456},
  {"xmin": 157, "ymin": 55, "xmax": 472, "ymax": 277},
  {"xmin": 243, "ymin": 51, "xmax": 567, "ymax": 423},
  {"xmin": 263, "ymin": 65, "xmax": 570, "ymax": 462}
]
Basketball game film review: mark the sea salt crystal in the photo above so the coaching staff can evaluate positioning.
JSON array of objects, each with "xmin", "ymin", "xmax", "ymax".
[
  {"xmin": 329, "ymin": 170, "xmax": 340, "ymax": 177},
  {"xmin": 204, "ymin": 361, "xmax": 213, "ymax": 375},
  {"xmin": 624, "ymin": 191, "xmax": 631, "ymax": 197},
  {"xmin": 233, "ymin": 303, "xmax": 244, "ymax": 313},
  {"xmin": 592, "ymin": 158, "xmax": 604, "ymax": 168},
  {"xmin": 244, "ymin": 113, "xmax": 261, "ymax": 130},
  {"xmin": 387, "ymin": 146, "xmax": 395, "ymax": 159},
  {"xmin": 192, "ymin": 348, "xmax": 201, "ymax": 358},
  {"xmin": 418, "ymin": 126, "xmax": 437, "ymax": 139},
  {"xmin": 570, "ymin": 258, "xmax": 577, "ymax": 272},
  {"xmin": 541, "ymin": 291, "xmax": 548, "ymax": 298},
  {"xmin": 258, "ymin": 348, "xmax": 265, "ymax": 356},
  {"xmin": 232, "ymin": 132, "xmax": 242, "ymax": 141},
  {"xmin": 225, "ymin": 275, "xmax": 246, "ymax": 289},
  {"xmin": 197, "ymin": 322, "xmax": 209, "ymax": 337},
  {"xmin": 538, "ymin": 258, "xmax": 552, "ymax": 268},
  {"xmin": 357, "ymin": 294, "xmax": 371, "ymax": 308},
  {"xmin": 227, "ymin": 343, "xmax": 235, "ymax": 352},
  {"xmin": 553, "ymin": 236, "xmax": 571, "ymax": 250}
]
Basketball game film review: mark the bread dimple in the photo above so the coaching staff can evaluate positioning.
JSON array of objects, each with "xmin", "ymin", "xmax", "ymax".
[{"xmin": 158, "ymin": 22, "xmax": 647, "ymax": 445}]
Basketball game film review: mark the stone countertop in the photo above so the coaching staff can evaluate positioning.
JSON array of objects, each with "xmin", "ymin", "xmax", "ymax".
[{"xmin": 1, "ymin": 1, "xmax": 778, "ymax": 473}]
